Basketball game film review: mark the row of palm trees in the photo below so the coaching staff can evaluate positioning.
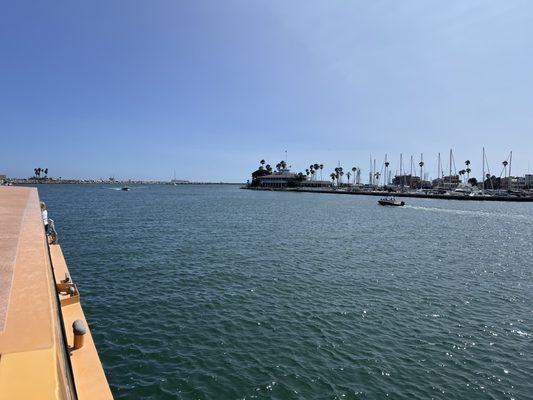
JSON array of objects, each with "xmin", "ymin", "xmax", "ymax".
[
  {"xmin": 259, "ymin": 159, "xmax": 289, "ymax": 174},
  {"xmin": 34, "ymin": 167, "xmax": 49, "ymax": 178},
  {"xmin": 455, "ymin": 158, "xmax": 507, "ymax": 185},
  {"xmin": 305, "ymin": 163, "xmax": 324, "ymax": 181},
  {"xmin": 456, "ymin": 160, "xmax": 471, "ymax": 184},
  {"xmin": 328, "ymin": 166, "xmax": 362, "ymax": 186}
]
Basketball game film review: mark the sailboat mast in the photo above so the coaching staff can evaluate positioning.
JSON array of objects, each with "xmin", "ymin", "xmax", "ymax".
[
  {"xmin": 384, "ymin": 154, "xmax": 388, "ymax": 185},
  {"xmin": 373, "ymin": 159, "xmax": 377, "ymax": 186},
  {"xmin": 438, "ymin": 152, "xmax": 441, "ymax": 186},
  {"xmin": 369, "ymin": 154, "xmax": 373, "ymax": 185},
  {"xmin": 399, "ymin": 153, "xmax": 403, "ymax": 189},
  {"xmin": 449, "ymin": 149, "xmax": 452, "ymax": 187},
  {"xmin": 409, "ymin": 154, "xmax": 413, "ymax": 189},
  {"xmin": 482, "ymin": 147, "xmax": 485, "ymax": 194},
  {"xmin": 508, "ymin": 151, "xmax": 513, "ymax": 190},
  {"xmin": 420, "ymin": 153, "xmax": 423, "ymax": 184}
]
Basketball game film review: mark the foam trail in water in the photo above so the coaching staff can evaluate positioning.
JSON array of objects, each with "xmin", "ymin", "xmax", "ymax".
[{"xmin": 403, "ymin": 205, "xmax": 532, "ymax": 221}]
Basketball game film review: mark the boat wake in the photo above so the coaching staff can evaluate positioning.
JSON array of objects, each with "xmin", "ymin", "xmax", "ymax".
[
  {"xmin": 107, "ymin": 187, "xmax": 141, "ymax": 191},
  {"xmin": 403, "ymin": 205, "xmax": 533, "ymax": 220}
]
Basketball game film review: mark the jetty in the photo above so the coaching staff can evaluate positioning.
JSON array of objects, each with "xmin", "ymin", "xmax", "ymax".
[{"xmin": 0, "ymin": 186, "xmax": 113, "ymax": 399}]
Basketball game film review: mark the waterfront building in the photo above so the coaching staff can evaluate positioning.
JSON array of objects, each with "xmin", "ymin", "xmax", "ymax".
[
  {"xmin": 257, "ymin": 170, "xmax": 331, "ymax": 188},
  {"xmin": 525, "ymin": 174, "xmax": 533, "ymax": 189},
  {"xmin": 501, "ymin": 176, "xmax": 526, "ymax": 191},
  {"xmin": 432, "ymin": 175, "xmax": 461, "ymax": 189},
  {"xmin": 298, "ymin": 180, "xmax": 332, "ymax": 188},
  {"xmin": 392, "ymin": 174, "xmax": 420, "ymax": 189},
  {"xmin": 258, "ymin": 171, "xmax": 299, "ymax": 188}
]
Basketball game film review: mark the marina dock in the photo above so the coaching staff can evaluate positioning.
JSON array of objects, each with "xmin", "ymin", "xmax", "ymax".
[
  {"xmin": 245, "ymin": 186, "xmax": 533, "ymax": 202},
  {"xmin": 0, "ymin": 186, "xmax": 112, "ymax": 399}
]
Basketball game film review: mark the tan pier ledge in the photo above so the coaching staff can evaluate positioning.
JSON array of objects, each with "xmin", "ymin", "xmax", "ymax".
[{"xmin": 0, "ymin": 186, "xmax": 113, "ymax": 399}]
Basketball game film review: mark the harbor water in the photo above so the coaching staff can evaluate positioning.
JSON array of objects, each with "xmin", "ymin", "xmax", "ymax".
[{"xmin": 38, "ymin": 185, "xmax": 532, "ymax": 399}]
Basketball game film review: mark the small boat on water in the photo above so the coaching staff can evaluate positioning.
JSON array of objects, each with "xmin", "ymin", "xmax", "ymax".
[
  {"xmin": 121, "ymin": 186, "xmax": 130, "ymax": 191},
  {"xmin": 378, "ymin": 197, "xmax": 405, "ymax": 206}
]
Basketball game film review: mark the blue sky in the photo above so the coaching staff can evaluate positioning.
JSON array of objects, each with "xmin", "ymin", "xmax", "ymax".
[{"xmin": 1, "ymin": 0, "xmax": 532, "ymax": 181}]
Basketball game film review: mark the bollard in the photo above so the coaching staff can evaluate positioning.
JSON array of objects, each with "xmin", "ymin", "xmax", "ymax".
[{"xmin": 72, "ymin": 320, "xmax": 86, "ymax": 350}]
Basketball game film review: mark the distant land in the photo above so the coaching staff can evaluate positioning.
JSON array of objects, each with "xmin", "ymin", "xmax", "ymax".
[{"xmin": 0, "ymin": 176, "xmax": 243, "ymax": 185}]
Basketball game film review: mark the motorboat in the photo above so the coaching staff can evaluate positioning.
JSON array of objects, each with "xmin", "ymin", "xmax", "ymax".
[
  {"xmin": 378, "ymin": 197, "xmax": 405, "ymax": 206},
  {"xmin": 120, "ymin": 187, "xmax": 130, "ymax": 191}
]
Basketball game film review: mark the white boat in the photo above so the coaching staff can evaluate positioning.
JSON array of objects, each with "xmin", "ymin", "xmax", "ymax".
[{"xmin": 454, "ymin": 184, "xmax": 473, "ymax": 194}]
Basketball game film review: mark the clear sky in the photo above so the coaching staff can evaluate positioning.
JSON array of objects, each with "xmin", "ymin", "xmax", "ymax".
[{"xmin": 1, "ymin": 0, "xmax": 532, "ymax": 182}]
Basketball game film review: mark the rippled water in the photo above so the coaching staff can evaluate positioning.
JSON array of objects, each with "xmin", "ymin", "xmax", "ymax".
[{"xmin": 38, "ymin": 185, "xmax": 532, "ymax": 399}]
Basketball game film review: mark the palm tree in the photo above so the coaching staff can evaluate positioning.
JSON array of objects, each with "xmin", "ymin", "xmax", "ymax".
[
  {"xmin": 502, "ymin": 160, "xmax": 508, "ymax": 179},
  {"xmin": 418, "ymin": 160, "xmax": 424, "ymax": 188},
  {"xmin": 375, "ymin": 172, "xmax": 381, "ymax": 186},
  {"xmin": 319, "ymin": 164, "xmax": 324, "ymax": 181},
  {"xmin": 340, "ymin": 170, "xmax": 344, "ymax": 185},
  {"xmin": 330, "ymin": 172, "xmax": 336, "ymax": 185},
  {"xmin": 260, "ymin": 159, "xmax": 265, "ymax": 166},
  {"xmin": 44, "ymin": 168, "xmax": 48, "ymax": 178},
  {"xmin": 266, "ymin": 164, "xmax": 272, "ymax": 173},
  {"xmin": 280, "ymin": 160, "xmax": 287, "ymax": 170},
  {"xmin": 346, "ymin": 172, "xmax": 351, "ymax": 185},
  {"xmin": 464, "ymin": 160, "xmax": 471, "ymax": 181},
  {"xmin": 334, "ymin": 167, "xmax": 340, "ymax": 186},
  {"xmin": 312, "ymin": 163, "xmax": 318, "ymax": 181},
  {"xmin": 305, "ymin": 168, "xmax": 310, "ymax": 178},
  {"xmin": 486, "ymin": 173, "xmax": 494, "ymax": 190},
  {"xmin": 458, "ymin": 169, "xmax": 465, "ymax": 183}
]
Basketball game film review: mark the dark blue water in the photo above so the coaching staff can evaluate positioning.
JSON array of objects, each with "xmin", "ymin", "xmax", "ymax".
[{"xmin": 38, "ymin": 185, "xmax": 532, "ymax": 399}]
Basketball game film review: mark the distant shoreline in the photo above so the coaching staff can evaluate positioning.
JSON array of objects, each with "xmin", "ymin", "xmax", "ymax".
[{"xmin": 5, "ymin": 179, "xmax": 243, "ymax": 185}]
